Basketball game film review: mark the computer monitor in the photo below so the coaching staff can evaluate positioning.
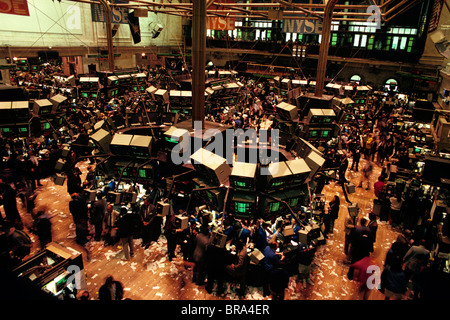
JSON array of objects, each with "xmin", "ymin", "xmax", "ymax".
[
  {"xmin": 0, "ymin": 127, "xmax": 12, "ymax": 134},
  {"xmin": 230, "ymin": 162, "xmax": 257, "ymax": 191},
  {"xmin": 234, "ymin": 201, "xmax": 251, "ymax": 214},
  {"xmin": 42, "ymin": 122, "xmax": 51, "ymax": 131},
  {"xmin": 17, "ymin": 126, "xmax": 28, "ymax": 134},
  {"xmin": 268, "ymin": 201, "xmax": 281, "ymax": 213},
  {"xmin": 231, "ymin": 191, "xmax": 256, "ymax": 218},
  {"xmin": 137, "ymin": 165, "xmax": 153, "ymax": 179}
]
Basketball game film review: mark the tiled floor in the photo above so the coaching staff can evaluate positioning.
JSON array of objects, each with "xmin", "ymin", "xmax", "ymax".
[{"xmin": 19, "ymin": 158, "xmax": 399, "ymax": 300}]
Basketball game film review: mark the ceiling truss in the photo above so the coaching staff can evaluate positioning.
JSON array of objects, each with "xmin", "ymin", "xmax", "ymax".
[{"xmin": 67, "ymin": 0, "xmax": 423, "ymax": 23}]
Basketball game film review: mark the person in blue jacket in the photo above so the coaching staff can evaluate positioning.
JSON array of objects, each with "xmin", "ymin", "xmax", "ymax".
[
  {"xmin": 233, "ymin": 221, "xmax": 251, "ymax": 244},
  {"xmin": 261, "ymin": 241, "xmax": 285, "ymax": 297}
]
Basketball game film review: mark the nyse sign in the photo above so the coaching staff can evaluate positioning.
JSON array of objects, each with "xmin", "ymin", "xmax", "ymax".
[
  {"xmin": 91, "ymin": 4, "xmax": 129, "ymax": 24},
  {"xmin": 207, "ymin": 17, "xmax": 236, "ymax": 31},
  {"xmin": 283, "ymin": 19, "xmax": 323, "ymax": 35}
]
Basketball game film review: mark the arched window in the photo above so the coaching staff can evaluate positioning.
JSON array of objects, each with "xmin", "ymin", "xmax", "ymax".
[
  {"xmin": 350, "ymin": 74, "xmax": 362, "ymax": 85},
  {"xmin": 385, "ymin": 78, "xmax": 399, "ymax": 92}
]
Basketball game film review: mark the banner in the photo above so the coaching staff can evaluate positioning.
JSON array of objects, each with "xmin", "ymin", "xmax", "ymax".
[
  {"xmin": 0, "ymin": 0, "xmax": 29, "ymax": 16},
  {"xmin": 207, "ymin": 0, "xmax": 235, "ymax": 30},
  {"xmin": 165, "ymin": 57, "xmax": 183, "ymax": 71},
  {"xmin": 128, "ymin": 10, "xmax": 141, "ymax": 44},
  {"xmin": 91, "ymin": 0, "xmax": 129, "ymax": 24},
  {"xmin": 283, "ymin": 19, "xmax": 323, "ymax": 35},
  {"xmin": 206, "ymin": 16, "xmax": 235, "ymax": 30}
]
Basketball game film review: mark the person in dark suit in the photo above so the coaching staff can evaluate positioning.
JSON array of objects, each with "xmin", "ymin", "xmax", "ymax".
[
  {"xmin": 163, "ymin": 211, "xmax": 182, "ymax": 261},
  {"xmin": 116, "ymin": 206, "xmax": 143, "ymax": 261},
  {"xmin": 205, "ymin": 242, "xmax": 228, "ymax": 295},
  {"xmin": 91, "ymin": 192, "xmax": 106, "ymax": 241},
  {"xmin": 349, "ymin": 218, "xmax": 374, "ymax": 263},
  {"xmin": 192, "ymin": 226, "xmax": 210, "ymax": 285},
  {"xmin": 226, "ymin": 240, "xmax": 249, "ymax": 297},
  {"xmin": 98, "ymin": 275, "xmax": 124, "ymax": 300},
  {"xmin": 34, "ymin": 208, "xmax": 52, "ymax": 249},
  {"xmin": 0, "ymin": 183, "xmax": 21, "ymax": 224},
  {"xmin": 66, "ymin": 168, "xmax": 82, "ymax": 195},
  {"xmin": 68, "ymin": 193, "xmax": 89, "ymax": 246}
]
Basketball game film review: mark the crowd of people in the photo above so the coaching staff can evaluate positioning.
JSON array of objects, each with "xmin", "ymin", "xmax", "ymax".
[{"xmin": 0, "ymin": 60, "xmax": 448, "ymax": 301}]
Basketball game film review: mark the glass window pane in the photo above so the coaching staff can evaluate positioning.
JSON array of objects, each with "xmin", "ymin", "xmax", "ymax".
[
  {"xmin": 400, "ymin": 37, "xmax": 407, "ymax": 50},
  {"xmin": 360, "ymin": 34, "xmax": 368, "ymax": 47},
  {"xmin": 392, "ymin": 36, "xmax": 399, "ymax": 49},
  {"xmin": 255, "ymin": 29, "xmax": 261, "ymax": 39},
  {"xmin": 354, "ymin": 34, "xmax": 360, "ymax": 47},
  {"xmin": 286, "ymin": 32, "xmax": 291, "ymax": 42}
]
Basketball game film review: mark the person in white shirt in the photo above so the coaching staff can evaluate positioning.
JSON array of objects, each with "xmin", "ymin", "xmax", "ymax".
[{"xmin": 389, "ymin": 194, "xmax": 403, "ymax": 228}]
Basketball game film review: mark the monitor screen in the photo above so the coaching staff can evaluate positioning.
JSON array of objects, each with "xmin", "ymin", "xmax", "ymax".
[
  {"xmin": 81, "ymin": 92, "xmax": 88, "ymax": 98},
  {"xmin": 321, "ymin": 130, "xmax": 330, "ymax": 138},
  {"xmin": 165, "ymin": 136, "xmax": 179, "ymax": 144},
  {"xmin": 289, "ymin": 197, "xmax": 299, "ymax": 207},
  {"xmin": 234, "ymin": 201, "xmax": 250, "ymax": 214},
  {"xmin": 234, "ymin": 181, "xmax": 247, "ymax": 188},
  {"xmin": 269, "ymin": 201, "xmax": 281, "ymax": 212},
  {"xmin": 138, "ymin": 167, "xmax": 153, "ymax": 179},
  {"xmin": 271, "ymin": 180, "xmax": 285, "ymax": 187},
  {"xmin": 121, "ymin": 168, "xmax": 130, "ymax": 177},
  {"xmin": 309, "ymin": 130, "xmax": 318, "ymax": 138},
  {"xmin": 42, "ymin": 122, "xmax": 50, "ymax": 130}
]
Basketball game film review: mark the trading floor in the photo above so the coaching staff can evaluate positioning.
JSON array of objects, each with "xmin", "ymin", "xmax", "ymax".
[{"xmin": 19, "ymin": 157, "xmax": 398, "ymax": 300}]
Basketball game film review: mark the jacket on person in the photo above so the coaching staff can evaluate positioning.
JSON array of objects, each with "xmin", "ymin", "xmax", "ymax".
[{"xmin": 116, "ymin": 212, "xmax": 143, "ymax": 238}]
